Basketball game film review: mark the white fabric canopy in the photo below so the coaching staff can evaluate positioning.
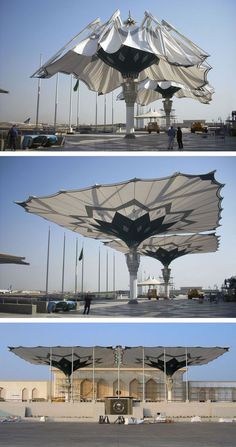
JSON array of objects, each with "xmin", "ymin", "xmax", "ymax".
[
  {"xmin": 17, "ymin": 173, "xmax": 223, "ymax": 249},
  {"xmin": 0, "ymin": 253, "xmax": 29, "ymax": 265},
  {"xmin": 32, "ymin": 10, "xmax": 211, "ymax": 92},
  {"xmin": 9, "ymin": 346, "xmax": 228, "ymax": 375},
  {"xmin": 135, "ymin": 79, "xmax": 214, "ymax": 106},
  {"xmin": 104, "ymin": 234, "xmax": 219, "ymax": 266}
]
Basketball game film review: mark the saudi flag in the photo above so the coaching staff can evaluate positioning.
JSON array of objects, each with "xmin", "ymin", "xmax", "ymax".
[
  {"xmin": 79, "ymin": 248, "xmax": 83, "ymax": 261},
  {"xmin": 73, "ymin": 80, "xmax": 79, "ymax": 92}
]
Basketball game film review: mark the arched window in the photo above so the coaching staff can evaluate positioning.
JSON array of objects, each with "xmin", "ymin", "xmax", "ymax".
[
  {"xmin": 32, "ymin": 388, "xmax": 39, "ymax": 401},
  {"xmin": 97, "ymin": 379, "xmax": 110, "ymax": 399},
  {"xmin": 22, "ymin": 388, "xmax": 29, "ymax": 402},
  {"xmin": 80, "ymin": 379, "xmax": 93, "ymax": 400},
  {"xmin": 145, "ymin": 379, "xmax": 157, "ymax": 401},
  {"xmin": 129, "ymin": 379, "xmax": 141, "ymax": 399}
]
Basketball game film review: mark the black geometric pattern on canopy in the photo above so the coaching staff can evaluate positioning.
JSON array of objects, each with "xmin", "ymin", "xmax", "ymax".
[
  {"xmin": 9, "ymin": 346, "xmax": 228, "ymax": 374},
  {"xmin": 97, "ymin": 46, "xmax": 159, "ymax": 78},
  {"xmin": 143, "ymin": 246, "xmax": 187, "ymax": 267},
  {"xmin": 92, "ymin": 210, "xmax": 187, "ymax": 249},
  {"xmin": 41, "ymin": 353, "xmax": 94, "ymax": 377},
  {"xmin": 154, "ymin": 84, "xmax": 181, "ymax": 98},
  {"xmin": 142, "ymin": 354, "xmax": 199, "ymax": 376},
  {"xmin": 16, "ymin": 174, "xmax": 223, "ymax": 248},
  {"xmin": 103, "ymin": 234, "xmax": 219, "ymax": 266}
]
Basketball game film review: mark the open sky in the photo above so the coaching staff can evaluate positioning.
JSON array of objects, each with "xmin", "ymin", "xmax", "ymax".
[
  {"xmin": 0, "ymin": 0, "xmax": 235, "ymax": 124},
  {"xmin": 0, "ymin": 322, "xmax": 235, "ymax": 380},
  {"xmin": 0, "ymin": 155, "xmax": 235, "ymax": 293}
]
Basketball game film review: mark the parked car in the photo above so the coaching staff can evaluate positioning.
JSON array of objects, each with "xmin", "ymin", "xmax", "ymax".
[{"xmin": 47, "ymin": 300, "xmax": 77, "ymax": 313}]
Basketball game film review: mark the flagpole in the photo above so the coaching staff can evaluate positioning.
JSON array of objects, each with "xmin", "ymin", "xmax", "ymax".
[
  {"xmin": 164, "ymin": 347, "xmax": 167, "ymax": 401},
  {"xmin": 61, "ymin": 233, "xmax": 66, "ymax": 295},
  {"xmin": 81, "ymin": 244, "xmax": 84, "ymax": 293},
  {"xmin": 68, "ymin": 74, "xmax": 73, "ymax": 133},
  {"xmin": 49, "ymin": 346, "xmax": 52, "ymax": 402},
  {"xmin": 104, "ymin": 94, "xmax": 106, "ymax": 132},
  {"xmin": 71, "ymin": 346, "xmax": 74, "ymax": 402},
  {"xmin": 113, "ymin": 252, "xmax": 115, "ymax": 293},
  {"xmin": 92, "ymin": 347, "xmax": 95, "ymax": 402},
  {"xmin": 185, "ymin": 347, "xmax": 189, "ymax": 402},
  {"xmin": 106, "ymin": 249, "xmax": 108, "ymax": 292},
  {"xmin": 54, "ymin": 73, "xmax": 59, "ymax": 132},
  {"xmin": 36, "ymin": 54, "xmax": 42, "ymax": 130},
  {"xmin": 76, "ymin": 80, "xmax": 80, "ymax": 130},
  {"xmin": 98, "ymin": 246, "xmax": 101, "ymax": 293},
  {"xmin": 45, "ymin": 226, "xmax": 51, "ymax": 295},
  {"xmin": 75, "ymin": 238, "xmax": 78, "ymax": 294},
  {"xmin": 95, "ymin": 92, "xmax": 98, "ymax": 131},
  {"xmin": 112, "ymin": 91, "xmax": 114, "ymax": 132},
  {"xmin": 142, "ymin": 346, "xmax": 145, "ymax": 402}
]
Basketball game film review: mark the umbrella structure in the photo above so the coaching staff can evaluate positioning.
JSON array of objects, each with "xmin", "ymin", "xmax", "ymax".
[
  {"xmin": 121, "ymin": 80, "xmax": 214, "ymax": 128},
  {"xmin": 16, "ymin": 173, "xmax": 223, "ymax": 304},
  {"xmin": 32, "ymin": 10, "xmax": 211, "ymax": 137},
  {"xmin": 126, "ymin": 346, "xmax": 228, "ymax": 400},
  {"xmin": 9, "ymin": 346, "xmax": 113, "ymax": 401},
  {"xmin": 135, "ymin": 79, "xmax": 214, "ymax": 128},
  {"xmin": 9, "ymin": 345, "xmax": 228, "ymax": 402},
  {"xmin": 106, "ymin": 233, "xmax": 219, "ymax": 297},
  {"xmin": 0, "ymin": 253, "xmax": 29, "ymax": 265}
]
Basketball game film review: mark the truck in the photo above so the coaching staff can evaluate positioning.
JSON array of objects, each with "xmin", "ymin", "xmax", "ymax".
[
  {"xmin": 187, "ymin": 289, "xmax": 204, "ymax": 300},
  {"xmin": 190, "ymin": 122, "xmax": 208, "ymax": 133},
  {"xmin": 146, "ymin": 122, "xmax": 160, "ymax": 134}
]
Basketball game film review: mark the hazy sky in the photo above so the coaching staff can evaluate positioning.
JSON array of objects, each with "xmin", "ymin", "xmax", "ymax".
[
  {"xmin": 0, "ymin": 0, "xmax": 235, "ymax": 124},
  {"xmin": 0, "ymin": 155, "xmax": 235, "ymax": 292},
  {"xmin": 0, "ymin": 322, "xmax": 235, "ymax": 381}
]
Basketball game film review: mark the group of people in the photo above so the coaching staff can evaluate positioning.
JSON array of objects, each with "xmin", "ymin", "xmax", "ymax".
[{"xmin": 167, "ymin": 126, "xmax": 183, "ymax": 150}]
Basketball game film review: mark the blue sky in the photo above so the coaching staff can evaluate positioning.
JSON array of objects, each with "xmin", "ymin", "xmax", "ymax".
[
  {"xmin": 0, "ymin": 155, "xmax": 235, "ymax": 292},
  {"xmin": 0, "ymin": 0, "xmax": 235, "ymax": 124},
  {"xmin": 0, "ymin": 322, "xmax": 235, "ymax": 380}
]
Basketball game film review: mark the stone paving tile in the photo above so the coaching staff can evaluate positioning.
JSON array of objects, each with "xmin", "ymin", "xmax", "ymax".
[
  {"xmin": 1, "ymin": 299, "xmax": 235, "ymax": 319},
  {"xmin": 31, "ymin": 132, "xmax": 236, "ymax": 152}
]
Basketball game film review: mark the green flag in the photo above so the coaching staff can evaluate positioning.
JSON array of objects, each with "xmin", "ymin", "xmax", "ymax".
[
  {"xmin": 73, "ymin": 80, "xmax": 79, "ymax": 92},
  {"xmin": 79, "ymin": 248, "xmax": 83, "ymax": 261}
]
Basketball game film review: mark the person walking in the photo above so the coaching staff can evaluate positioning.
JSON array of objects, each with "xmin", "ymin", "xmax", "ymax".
[
  {"xmin": 167, "ymin": 126, "xmax": 176, "ymax": 150},
  {"xmin": 7, "ymin": 125, "xmax": 18, "ymax": 151},
  {"xmin": 177, "ymin": 127, "xmax": 183, "ymax": 149},
  {"xmin": 83, "ymin": 293, "xmax": 93, "ymax": 315}
]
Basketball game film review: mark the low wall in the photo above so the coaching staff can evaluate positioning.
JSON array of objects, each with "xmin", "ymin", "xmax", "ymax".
[
  {"xmin": 1, "ymin": 401, "xmax": 235, "ymax": 420},
  {"xmin": 141, "ymin": 401, "xmax": 236, "ymax": 418},
  {"xmin": 0, "ymin": 303, "xmax": 37, "ymax": 315},
  {"xmin": 36, "ymin": 301, "xmax": 48, "ymax": 313}
]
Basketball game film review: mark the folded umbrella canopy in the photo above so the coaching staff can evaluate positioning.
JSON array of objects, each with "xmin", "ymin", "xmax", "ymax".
[
  {"xmin": 32, "ymin": 10, "xmax": 212, "ymax": 137},
  {"xmin": 16, "ymin": 172, "xmax": 223, "ymax": 303}
]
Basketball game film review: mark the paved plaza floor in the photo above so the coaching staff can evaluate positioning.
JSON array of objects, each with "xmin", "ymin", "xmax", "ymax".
[
  {"xmin": 0, "ymin": 422, "xmax": 235, "ymax": 447},
  {"xmin": 1, "ymin": 298, "xmax": 236, "ymax": 319},
  {"xmin": 28, "ymin": 131, "xmax": 236, "ymax": 152}
]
